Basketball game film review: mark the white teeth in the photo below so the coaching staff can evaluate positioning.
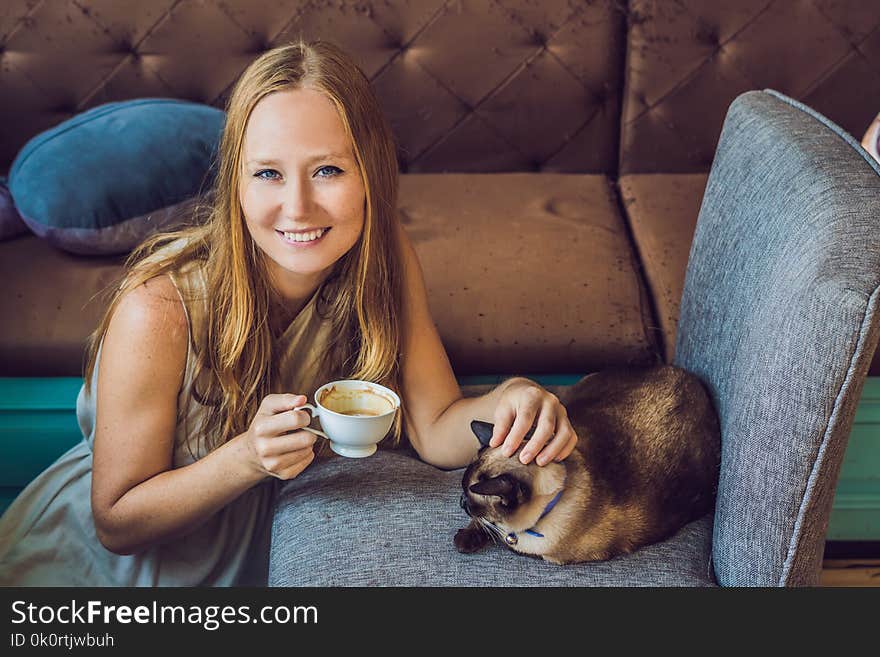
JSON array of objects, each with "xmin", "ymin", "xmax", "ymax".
[{"xmin": 281, "ymin": 228, "xmax": 326, "ymax": 242}]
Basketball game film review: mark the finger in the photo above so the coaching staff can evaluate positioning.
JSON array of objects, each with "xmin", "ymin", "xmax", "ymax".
[
  {"xmin": 264, "ymin": 446, "xmax": 314, "ymax": 477},
  {"xmin": 254, "ymin": 409, "xmax": 313, "ymax": 438},
  {"xmin": 501, "ymin": 404, "xmax": 540, "ymax": 458},
  {"xmin": 258, "ymin": 430, "xmax": 318, "ymax": 457},
  {"xmin": 535, "ymin": 425, "xmax": 576, "ymax": 465},
  {"xmin": 489, "ymin": 403, "xmax": 516, "ymax": 448},
  {"xmin": 274, "ymin": 449, "xmax": 316, "ymax": 481},
  {"xmin": 258, "ymin": 393, "xmax": 308, "ymax": 417},
  {"xmin": 519, "ymin": 404, "xmax": 558, "ymax": 464},
  {"xmin": 553, "ymin": 432, "xmax": 579, "ymax": 462}
]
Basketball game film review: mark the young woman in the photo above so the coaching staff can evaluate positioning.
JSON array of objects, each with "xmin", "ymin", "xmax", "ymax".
[{"xmin": 0, "ymin": 41, "xmax": 578, "ymax": 586}]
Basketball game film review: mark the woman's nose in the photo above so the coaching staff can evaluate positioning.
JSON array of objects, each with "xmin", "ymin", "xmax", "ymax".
[{"xmin": 283, "ymin": 177, "xmax": 312, "ymax": 219}]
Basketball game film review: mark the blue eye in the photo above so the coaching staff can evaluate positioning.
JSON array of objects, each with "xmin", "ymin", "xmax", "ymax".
[
  {"xmin": 255, "ymin": 169, "xmax": 280, "ymax": 180},
  {"xmin": 315, "ymin": 165, "xmax": 343, "ymax": 178}
]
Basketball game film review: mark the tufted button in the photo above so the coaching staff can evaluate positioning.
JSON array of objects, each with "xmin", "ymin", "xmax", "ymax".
[
  {"xmin": 113, "ymin": 38, "xmax": 137, "ymax": 57},
  {"xmin": 531, "ymin": 30, "xmax": 547, "ymax": 48},
  {"xmin": 54, "ymin": 103, "xmax": 78, "ymax": 116},
  {"xmin": 250, "ymin": 36, "xmax": 271, "ymax": 55},
  {"xmin": 695, "ymin": 21, "xmax": 720, "ymax": 47},
  {"xmin": 397, "ymin": 150, "xmax": 410, "ymax": 173},
  {"xmin": 592, "ymin": 87, "xmax": 608, "ymax": 106},
  {"xmin": 387, "ymin": 36, "xmax": 406, "ymax": 52}
]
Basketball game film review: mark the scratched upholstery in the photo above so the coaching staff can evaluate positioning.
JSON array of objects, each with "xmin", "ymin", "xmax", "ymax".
[
  {"xmin": 0, "ymin": 173, "xmax": 658, "ymax": 376},
  {"xmin": 3, "ymin": 1, "xmax": 877, "ymax": 176},
  {"xmin": 0, "ymin": 0, "xmax": 624, "ymax": 175},
  {"xmin": 621, "ymin": 0, "xmax": 880, "ymax": 173}
]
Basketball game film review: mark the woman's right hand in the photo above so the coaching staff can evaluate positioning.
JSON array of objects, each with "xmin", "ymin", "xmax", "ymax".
[{"xmin": 242, "ymin": 393, "xmax": 318, "ymax": 480}]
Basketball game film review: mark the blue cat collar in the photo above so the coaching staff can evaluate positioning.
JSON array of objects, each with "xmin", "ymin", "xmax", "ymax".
[{"xmin": 506, "ymin": 489, "xmax": 564, "ymax": 543}]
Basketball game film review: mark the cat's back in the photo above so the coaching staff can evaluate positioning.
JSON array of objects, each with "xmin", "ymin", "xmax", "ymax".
[
  {"xmin": 561, "ymin": 364, "xmax": 714, "ymax": 428},
  {"xmin": 561, "ymin": 364, "xmax": 720, "ymax": 515}
]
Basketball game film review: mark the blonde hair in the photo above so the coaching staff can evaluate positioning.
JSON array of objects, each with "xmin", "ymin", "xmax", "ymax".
[{"xmin": 84, "ymin": 41, "xmax": 405, "ymax": 455}]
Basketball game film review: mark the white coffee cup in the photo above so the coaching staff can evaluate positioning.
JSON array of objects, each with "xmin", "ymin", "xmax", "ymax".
[{"xmin": 294, "ymin": 379, "xmax": 400, "ymax": 458}]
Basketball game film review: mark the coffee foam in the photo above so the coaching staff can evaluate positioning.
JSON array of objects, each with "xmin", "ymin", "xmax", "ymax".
[{"xmin": 319, "ymin": 385, "xmax": 395, "ymax": 417}]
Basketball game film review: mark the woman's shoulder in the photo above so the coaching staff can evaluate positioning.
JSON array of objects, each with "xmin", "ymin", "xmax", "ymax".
[
  {"xmin": 93, "ymin": 273, "xmax": 191, "ymax": 403},
  {"xmin": 110, "ymin": 275, "xmax": 189, "ymax": 352}
]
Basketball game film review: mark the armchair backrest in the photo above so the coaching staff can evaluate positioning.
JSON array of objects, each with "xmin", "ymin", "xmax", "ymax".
[{"xmin": 674, "ymin": 89, "xmax": 880, "ymax": 585}]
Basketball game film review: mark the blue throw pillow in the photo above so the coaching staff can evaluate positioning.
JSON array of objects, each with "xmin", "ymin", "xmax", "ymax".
[
  {"xmin": 8, "ymin": 98, "xmax": 224, "ymax": 255},
  {"xmin": 0, "ymin": 177, "xmax": 28, "ymax": 241}
]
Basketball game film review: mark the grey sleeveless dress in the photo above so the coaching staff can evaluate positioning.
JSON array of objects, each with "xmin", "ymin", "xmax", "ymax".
[{"xmin": 0, "ymin": 257, "xmax": 333, "ymax": 586}]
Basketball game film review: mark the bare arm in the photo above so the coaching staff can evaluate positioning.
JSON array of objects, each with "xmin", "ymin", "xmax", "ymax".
[
  {"xmin": 862, "ymin": 112, "xmax": 880, "ymax": 163},
  {"xmin": 397, "ymin": 225, "xmax": 578, "ymax": 470},
  {"xmin": 395, "ymin": 224, "xmax": 502, "ymax": 468},
  {"xmin": 90, "ymin": 276, "xmax": 315, "ymax": 554}
]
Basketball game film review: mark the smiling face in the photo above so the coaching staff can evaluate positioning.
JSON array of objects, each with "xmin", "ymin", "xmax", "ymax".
[{"xmin": 239, "ymin": 87, "xmax": 366, "ymax": 304}]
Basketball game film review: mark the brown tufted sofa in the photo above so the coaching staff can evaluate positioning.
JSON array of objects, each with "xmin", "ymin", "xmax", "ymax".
[{"xmin": 2, "ymin": 2, "xmax": 879, "ymax": 386}]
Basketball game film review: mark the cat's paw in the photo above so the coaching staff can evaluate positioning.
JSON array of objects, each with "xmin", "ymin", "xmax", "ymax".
[{"xmin": 454, "ymin": 526, "xmax": 490, "ymax": 554}]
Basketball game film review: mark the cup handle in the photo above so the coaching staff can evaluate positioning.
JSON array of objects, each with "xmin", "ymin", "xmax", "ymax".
[{"xmin": 294, "ymin": 404, "xmax": 330, "ymax": 440}]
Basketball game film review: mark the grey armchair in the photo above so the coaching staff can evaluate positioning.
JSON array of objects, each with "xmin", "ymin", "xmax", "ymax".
[
  {"xmin": 267, "ymin": 90, "xmax": 880, "ymax": 587},
  {"xmin": 674, "ymin": 89, "xmax": 880, "ymax": 586}
]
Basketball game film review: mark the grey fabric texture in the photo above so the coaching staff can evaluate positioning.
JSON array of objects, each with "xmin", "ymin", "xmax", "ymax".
[
  {"xmin": 269, "ymin": 450, "xmax": 716, "ymax": 587},
  {"xmin": 674, "ymin": 89, "xmax": 880, "ymax": 586}
]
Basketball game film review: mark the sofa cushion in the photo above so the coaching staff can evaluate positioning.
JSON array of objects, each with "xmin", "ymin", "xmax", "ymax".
[
  {"xmin": 269, "ymin": 448, "xmax": 716, "ymax": 586},
  {"xmin": 619, "ymin": 174, "xmax": 708, "ymax": 364},
  {"xmin": 0, "ymin": 174, "xmax": 659, "ymax": 377},
  {"xmin": 0, "ymin": 235, "xmax": 124, "ymax": 376},
  {"xmin": 400, "ymin": 174, "xmax": 659, "ymax": 375},
  {"xmin": 8, "ymin": 98, "xmax": 222, "ymax": 255},
  {"xmin": 620, "ymin": 173, "xmax": 880, "ymax": 376}
]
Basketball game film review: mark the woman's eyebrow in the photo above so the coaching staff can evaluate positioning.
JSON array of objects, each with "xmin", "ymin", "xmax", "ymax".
[{"xmin": 245, "ymin": 153, "xmax": 351, "ymax": 166}]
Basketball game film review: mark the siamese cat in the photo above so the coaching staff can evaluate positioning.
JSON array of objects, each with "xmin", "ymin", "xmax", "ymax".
[{"xmin": 455, "ymin": 364, "xmax": 721, "ymax": 564}]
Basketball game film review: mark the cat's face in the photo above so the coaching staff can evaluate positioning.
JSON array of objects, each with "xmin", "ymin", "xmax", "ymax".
[{"xmin": 460, "ymin": 445, "xmax": 566, "ymax": 535}]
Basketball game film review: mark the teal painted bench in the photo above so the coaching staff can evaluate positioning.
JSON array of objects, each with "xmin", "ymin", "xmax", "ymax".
[{"xmin": 2, "ymin": 376, "xmax": 878, "ymax": 540}]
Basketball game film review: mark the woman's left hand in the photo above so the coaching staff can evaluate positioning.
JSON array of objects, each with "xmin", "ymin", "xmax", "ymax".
[{"xmin": 488, "ymin": 378, "xmax": 579, "ymax": 466}]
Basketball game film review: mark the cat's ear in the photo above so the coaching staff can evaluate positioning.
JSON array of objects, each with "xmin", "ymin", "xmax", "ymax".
[
  {"xmin": 469, "ymin": 473, "xmax": 517, "ymax": 498},
  {"xmin": 470, "ymin": 420, "xmax": 494, "ymax": 448},
  {"xmin": 470, "ymin": 419, "xmax": 538, "ymax": 448},
  {"xmin": 469, "ymin": 474, "xmax": 527, "ymax": 508}
]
